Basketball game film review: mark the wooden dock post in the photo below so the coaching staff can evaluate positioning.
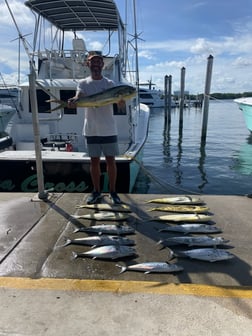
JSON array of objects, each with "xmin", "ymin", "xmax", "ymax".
[
  {"xmin": 201, "ymin": 55, "xmax": 214, "ymax": 142},
  {"xmin": 179, "ymin": 67, "xmax": 186, "ymax": 131},
  {"xmin": 164, "ymin": 75, "xmax": 172, "ymax": 126}
]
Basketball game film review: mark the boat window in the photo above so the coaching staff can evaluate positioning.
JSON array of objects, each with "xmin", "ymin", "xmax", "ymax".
[
  {"xmin": 139, "ymin": 93, "xmax": 153, "ymax": 99},
  {"xmin": 60, "ymin": 90, "xmax": 77, "ymax": 114},
  {"xmin": 29, "ymin": 89, "xmax": 51, "ymax": 113}
]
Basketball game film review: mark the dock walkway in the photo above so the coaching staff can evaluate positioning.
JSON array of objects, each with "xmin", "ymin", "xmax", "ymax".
[{"xmin": 0, "ymin": 193, "xmax": 251, "ymax": 335}]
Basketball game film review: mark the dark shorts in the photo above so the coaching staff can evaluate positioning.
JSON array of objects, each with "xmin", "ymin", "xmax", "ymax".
[{"xmin": 85, "ymin": 136, "xmax": 119, "ymax": 157}]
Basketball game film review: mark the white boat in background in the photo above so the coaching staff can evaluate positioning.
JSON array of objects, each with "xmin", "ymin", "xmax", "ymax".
[
  {"xmin": 0, "ymin": 0, "xmax": 150, "ymax": 193},
  {"xmin": 0, "ymin": 104, "xmax": 16, "ymax": 132},
  {"xmin": 139, "ymin": 87, "xmax": 165, "ymax": 108},
  {"xmin": 0, "ymin": 86, "xmax": 19, "ymax": 108},
  {"xmin": 234, "ymin": 97, "xmax": 252, "ymax": 132}
]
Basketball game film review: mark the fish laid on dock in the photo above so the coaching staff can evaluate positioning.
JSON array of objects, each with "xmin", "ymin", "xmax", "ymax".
[
  {"xmin": 47, "ymin": 85, "xmax": 136, "ymax": 112},
  {"xmin": 63, "ymin": 235, "xmax": 135, "ymax": 247},
  {"xmin": 116, "ymin": 262, "xmax": 184, "ymax": 274},
  {"xmin": 146, "ymin": 196, "xmax": 204, "ymax": 205},
  {"xmin": 158, "ymin": 223, "xmax": 222, "ymax": 234},
  {"xmin": 72, "ymin": 245, "xmax": 137, "ymax": 260},
  {"xmin": 172, "ymin": 248, "xmax": 235, "ymax": 262},
  {"xmin": 75, "ymin": 203, "xmax": 131, "ymax": 212},
  {"xmin": 157, "ymin": 236, "xmax": 229, "ymax": 247},
  {"xmin": 74, "ymin": 224, "xmax": 135, "ymax": 235},
  {"xmin": 148, "ymin": 205, "xmax": 209, "ymax": 213},
  {"xmin": 152, "ymin": 213, "xmax": 213, "ymax": 222},
  {"xmin": 72, "ymin": 212, "xmax": 129, "ymax": 221}
]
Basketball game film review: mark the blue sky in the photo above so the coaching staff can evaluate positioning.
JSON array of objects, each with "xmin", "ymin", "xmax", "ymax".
[{"xmin": 1, "ymin": 0, "xmax": 252, "ymax": 94}]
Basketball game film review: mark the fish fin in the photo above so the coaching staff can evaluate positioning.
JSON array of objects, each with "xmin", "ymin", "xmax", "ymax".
[
  {"xmin": 144, "ymin": 271, "xmax": 151, "ymax": 274},
  {"xmin": 115, "ymin": 264, "xmax": 127, "ymax": 274}
]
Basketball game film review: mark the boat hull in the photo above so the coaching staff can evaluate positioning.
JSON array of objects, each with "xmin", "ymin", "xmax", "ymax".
[
  {"xmin": 0, "ymin": 155, "xmax": 139, "ymax": 193},
  {"xmin": 234, "ymin": 98, "xmax": 252, "ymax": 132}
]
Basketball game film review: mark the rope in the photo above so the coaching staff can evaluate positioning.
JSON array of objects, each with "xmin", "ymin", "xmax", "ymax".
[{"xmin": 126, "ymin": 155, "xmax": 202, "ymax": 195}]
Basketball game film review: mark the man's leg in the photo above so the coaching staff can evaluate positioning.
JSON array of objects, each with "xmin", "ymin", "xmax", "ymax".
[
  {"xmin": 105, "ymin": 156, "xmax": 117, "ymax": 192},
  {"xmin": 90, "ymin": 157, "xmax": 101, "ymax": 192}
]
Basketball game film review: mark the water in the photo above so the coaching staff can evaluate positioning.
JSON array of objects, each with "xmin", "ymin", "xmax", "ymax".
[{"xmin": 133, "ymin": 100, "xmax": 252, "ymax": 195}]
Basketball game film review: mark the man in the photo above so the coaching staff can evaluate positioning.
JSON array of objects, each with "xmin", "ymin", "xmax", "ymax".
[{"xmin": 68, "ymin": 51, "xmax": 122, "ymax": 205}]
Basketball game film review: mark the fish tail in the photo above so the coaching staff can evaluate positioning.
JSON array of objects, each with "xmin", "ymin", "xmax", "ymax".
[
  {"xmin": 45, "ymin": 99, "xmax": 67, "ymax": 112},
  {"xmin": 62, "ymin": 238, "xmax": 71, "ymax": 247},
  {"xmin": 115, "ymin": 264, "xmax": 127, "ymax": 274},
  {"xmin": 71, "ymin": 251, "xmax": 79, "ymax": 260}
]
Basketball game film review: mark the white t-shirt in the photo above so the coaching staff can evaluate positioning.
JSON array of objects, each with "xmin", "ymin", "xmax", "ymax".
[{"xmin": 77, "ymin": 76, "xmax": 118, "ymax": 137}]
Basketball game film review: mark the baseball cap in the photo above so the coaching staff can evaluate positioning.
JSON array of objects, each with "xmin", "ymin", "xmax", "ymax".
[{"xmin": 87, "ymin": 51, "xmax": 103, "ymax": 61}]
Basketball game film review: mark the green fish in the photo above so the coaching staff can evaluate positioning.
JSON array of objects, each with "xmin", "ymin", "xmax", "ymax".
[{"xmin": 47, "ymin": 84, "xmax": 136, "ymax": 111}]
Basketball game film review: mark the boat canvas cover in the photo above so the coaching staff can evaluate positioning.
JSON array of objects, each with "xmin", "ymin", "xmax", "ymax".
[{"xmin": 24, "ymin": 0, "xmax": 121, "ymax": 31}]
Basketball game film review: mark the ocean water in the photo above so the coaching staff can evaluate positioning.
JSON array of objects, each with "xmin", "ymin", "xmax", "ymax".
[{"xmin": 133, "ymin": 100, "xmax": 252, "ymax": 195}]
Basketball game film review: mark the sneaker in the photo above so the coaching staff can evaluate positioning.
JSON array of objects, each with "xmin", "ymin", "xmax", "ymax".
[
  {"xmin": 86, "ymin": 191, "xmax": 102, "ymax": 204},
  {"xmin": 110, "ymin": 192, "xmax": 121, "ymax": 205}
]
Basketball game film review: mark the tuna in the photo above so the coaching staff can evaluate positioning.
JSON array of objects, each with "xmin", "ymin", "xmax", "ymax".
[
  {"xmin": 74, "ymin": 224, "xmax": 135, "ymax": 235},
  {"xmin": 72, "ymin": 245, "xmax": 137, "ymax": 260},
  {"xmin": 172, "ymin": 248, "xmax": 235, "ymax": 262},
  {"xmin": 158, "ymin": 223, "xmax": 222, "ymax": 234},
  {"xmin": 63, "ymin": 235, "xmax": 135, "ymax": 247},
  {"xmin": 116, "ymin": 261, "xmax": 184, "ymax": 274}
]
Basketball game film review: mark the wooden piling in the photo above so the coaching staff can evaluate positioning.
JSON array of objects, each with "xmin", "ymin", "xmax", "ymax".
[
  {"xmin": 164, "ymin": 75, "xmax": 172, "ymax": 126},
  {"xmin": 179, "ymin": 67, "xmax": 186, "ymax": 131},
  {"xmin": 201, "ymin": 55, "xmax": 214, "ymax": 142}
]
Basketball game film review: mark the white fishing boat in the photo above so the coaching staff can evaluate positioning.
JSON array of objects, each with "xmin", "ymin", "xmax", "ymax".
[
  {"xmin": 234, "ymin": 97, "xmax": 252, "ymax": 132},
  {"xmin": 0, "ymin": 0, "xmax": 150, "ymax": 194}
]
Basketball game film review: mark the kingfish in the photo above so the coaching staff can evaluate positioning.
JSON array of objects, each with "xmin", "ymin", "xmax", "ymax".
[
  {"xmin": 148, "ymin": 205, "xmax": 209, "ymax": 213},
  {"xmin": 172, "ymin": 248, "xmax": 235, "ymax": 262},
  {"xmin": 47, "ymin": 84, "xmax": 136, "ymax": 111},
  {"xmin": 116, "ymin": 262, "xmax": 184, "ymax": 274},
  {"xmin": 158, "ymin": 236, "xmax": 229, "ymax": 247},
  {"xmin": 146, "ymin": 196, "xmax": 204, "ymax": 205},
  {"xmin": 72, "ymin": 211, "xmax": 129, "ymax": 221},
  {"xmin": 72, "ymin": 245, "xmax": 137, "ymax": 260},
  {"xmin": 75, "ymin": 203, "xmax": 131, "ymax": 212},
  {"xmin": 158, "ymin": 223, "xmax": 222, "ymax": 234},
  {"xmin": 63, "ymin": 235, "xmax": 135, "ymax": 247},
  {"xmin": 153, "ymin": 213, "xmax": 213, "ymax": 222},
  {"xmin": 74, "ymin": 224, "xmax": 135, "ymax": 235}
]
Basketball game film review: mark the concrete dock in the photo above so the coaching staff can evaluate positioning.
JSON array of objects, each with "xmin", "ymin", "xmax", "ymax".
[{"xmin": 0, "ymin": 192, "xmax": 252, "ymax": 335}]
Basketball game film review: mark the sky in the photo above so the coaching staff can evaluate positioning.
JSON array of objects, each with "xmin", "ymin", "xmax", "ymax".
[{"xmin": 1, "ymin": 0, "xmax": 252, "ymax": 94}]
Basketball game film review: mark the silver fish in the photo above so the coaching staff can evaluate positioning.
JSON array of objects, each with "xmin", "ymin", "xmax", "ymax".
[
  {"xmin": 48, "ymin": 84, "xmax": 136, "ymax": 111},
  {"xmin": 158, "ymin": 224, "xmax": 222, "ymax": 234},
  {"xmin": 75, "ymin": 203, "xmax": 131, "ymax": 212},
  {"xmin": 63, "ymin": 235, "xmax": 135, "ymax": 247},
  {"xmin": 116, "ymin": 262, "xmax": 184, "ymax": 274},
  {"xmin": 74, "ymin": 224, "xmax": 135, "ymax": 235},
  {"xmin": 172, "ymin": 248, "xmax": 235, "ymax": 262},
  {"xmin": 72, "ymin": 245, "xmax": 136, "ymax": 260},
  {"xmin": 72, "ymin": 211, "xmax": 129, "ymax": 221},
  {"xmin": 158, "ymin": 236, "xmax": 229, "ymax": 247}
]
